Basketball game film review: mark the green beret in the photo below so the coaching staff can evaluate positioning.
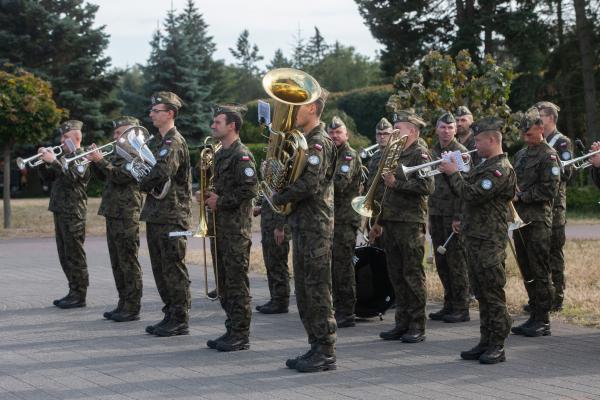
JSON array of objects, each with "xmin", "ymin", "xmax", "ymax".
[
  {"xmin": 517, "ymin": 107, "xmax": 543, "ymax": 132},
  {"xmin": 58, "ymin": 120, "xmax": 83, "ymax": 135},
  {"xmin": 376, "ymin": 117, "xmax": 393, "ymax": 132},
  {"xmin": 151, "ymin": 91, "xmax": 183, "ymax": 109},
  {"xmin": 112, "ymin": 116, "xmax": 140, "ymax": 129},
  {"xmin": 437, "ymin": 112, "xmax": 456, "ymax": 125},
  {"xmin": 472, "ymin": 117, "xmax": 505, "ymax": 136},
  {"xmin": 213, "ymin": 103, "xmax": 248, "ymax": 118},
  {"xmin": 534, "ymin": 101, "xmax": 560, "ymax": 113},
  {"xmin": 328, "ymin": 116, "xmax": 345, "ymax": 130},
  {"xmin": 392, "ymin": 109, "xmax": 427, "ymax": 129},
  {"xmin": 455, "ymin": 106, "xmax": 472, "ymax": 117}
]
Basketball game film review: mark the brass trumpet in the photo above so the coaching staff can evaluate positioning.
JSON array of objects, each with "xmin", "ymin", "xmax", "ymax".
[
  {"xmin": 560, "ymin": 149, "xmax": 600, "ymax": 170},
  {"xmin": 16, "ymin": 145, "xmax": 64, "ymax": 170},
  {"xmin": 359, "ymin": 143, "xmax": 379, "ymax": 159},
  {"xmin": 61, "ymin": 142, "xmax": 115, "ymax": 170},
  {"xmin": 398, "ymin": 149, "xmax": 477, "ymax": 180}
]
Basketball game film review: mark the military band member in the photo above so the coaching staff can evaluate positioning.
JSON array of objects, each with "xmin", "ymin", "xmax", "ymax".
[
  {"xmin": 439, "ymin": 117, "xmax": 516, "ymax": 364},
  {"xmin": 271, "ymin": 91, "xmax": 338, "ymax": 372},
  {"xmin": 39, "ymin": 120, "xmax": 91, "ymax": 309},
  {"xmin": 87, "ymin": 116, "xmax": 144, "ymax": 322},
  {"xmin": 371, "ymin": 109, "xmax": 434, "ymax": 343},
  {"xmin": 141, "ymin": 92, "xmax": 193, "ymax": 337},
  {"xmin": 511, "ymin": 108, "xmax": 560, "ymax": 338},
  {"xmin": 455, "ymin": 106, "xmax": 481, "ymax": 166},
  {"xmin": 254, "ymin": 196, "xmax": 291, "ymax": 314},
  {"xmin": 590, "ymin": 142, "xmax": 600, "ymax": 187},
  {"xmin": 201, "ymin": 104, "xmax": 258, "ymax": 352},
  {"xmin": 534, "ymin": 101, "xmax": 574, "ymax": 311},
  {"xmin": 328, "ymin": 116, "xmax": 362, "ymax": 328},
  {"xmin": 428, "ymin": 112, "xmax": 470, "ymax": 323}
]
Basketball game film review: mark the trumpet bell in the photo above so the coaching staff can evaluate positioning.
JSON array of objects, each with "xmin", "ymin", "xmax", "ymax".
[
  {"xmin": 16, "ymin": 157, "xmax": 27, "ymax": 170},
  {"xmin": 351, "ymin": 195, "xmax": 373, "ymax": 218}
]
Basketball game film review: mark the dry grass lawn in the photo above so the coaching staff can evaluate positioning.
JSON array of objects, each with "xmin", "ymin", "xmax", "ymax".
[{"xmin": 2, "ymin": 198, "xmax": 600, "ymax": 327}]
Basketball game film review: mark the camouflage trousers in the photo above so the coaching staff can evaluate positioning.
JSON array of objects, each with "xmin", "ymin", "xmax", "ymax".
[
  {"xmin": 106, "ymin": 217, "xmax": 143, "ymax": 312},
  {"xmin": 291, "ymin": 225, "xmax": 337, "ymax": 354},
  {"xmin": 382, "ymin": 221, "xmax": 427, "ymax": 331},
  {"xmin": 514, "ymin": 221, "xmax": 554, "ymax": 320},
  {"xmin": 332, "ymin": 222, "xmax": 359, "ymax": 317},
  {"xmin": 216, "ymin": 230, "xmax": 252, "ymax": 337},
  {"xmin": 429, "ymin": 215, "xmax": 469, "ymax": 312},
  {"xmin": 146, "ymin": 223, "xmax": 191, "ymax": 321},
  {"xmin": 53, "ymin": 212, "xmax": 89, "ymax": 295},
  {"xmin": 465, "ymin": 236, "xmax": 511, "ymax": 346},
  {"xmin": 260, "ymin": 220, "xmax": 290, "ymax": 305},
  {"xmin": 549, "ymin": 224, "xmax": 566, "ymax": 306}
]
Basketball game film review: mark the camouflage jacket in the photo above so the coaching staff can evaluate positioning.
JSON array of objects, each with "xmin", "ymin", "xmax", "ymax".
[
  {"xmin": 428, "ymin": 139, "xmax": 467, "ymax": 218},
  {"xmin": 212, "ymin": 139, "xmax": 258, "ymax": 234},
  {"xmin": 447, "ymin": 153, "xmax": 517, "ymax": 242},
  {"xmin": 546, "ymin": 129, "xmax": 575, "ymax": 226},
  {"xmin": 260, "ymin": 198, "xmax": 286, "ymax": 231},
  {"xmin": 333, "ymin": 141, "xmax": 362, "ymax": 225},
  {"xmin": 513, "ymin": 142, "xmax": 560, "ymax": 226},
  {"xmin": 380, "ymin": 140, "xmax": 434, "ymax": 224},
  {"xmin": 38, "ymin": 148, "xmax": 90, "ymax": 219},
  {"xmin": 93, "ymin": 155, "xmax": 143, "ymax": 220},
  {"xmin": 140, "ymin": 127, "xmax": 192, "ymax": 228},
  {"xmin": 272, "ymin": 122, "xmax": 335, "ymax": 232},
  {"xmin": 365, "ymin": 148, "xmax": 384, "ymax": 207}
]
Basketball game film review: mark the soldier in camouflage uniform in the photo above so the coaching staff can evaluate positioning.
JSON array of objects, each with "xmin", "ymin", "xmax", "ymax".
[
  {"xmin": 371, "ymin": 110, "xmax": 434, "ymax": 344},
  {"xmin": 39, "ymin": 120, "xmax": 91, "ymax": 309},
  {"xmin": 511, "ymin": 107, "xmax": 560, "ymax": 338},
  {"xmin": 141, "ymin": 92, "xmax": 193, "ymax": 337},
  {"xmin": 87, "ymin": 116, "xmax": 144, "ymax": 322},
  {"xmin": 428, "ymin": 112, "xmax": 470, "ymax": 323},
  {"xmin": 455, "ymin": 106, "xmax": 481, "ymax": 167},
  {"xmin": 534, "ymin": 101, "xmax": 574, "ymax": 311},
  {"xmin": 254, "ymin": 196, "xmax": 291, "ymax": 314},
  {"xmin": 201, "ymin": 104, "xmax": 258, "ymax": 352},
  {"xmin": 271, "ymin": 91, "xmax": 338, "ymax": 373},
  {"xmin": 440, "ymin": 117, "xmax": 517, "ymax": 364},
  {"xmin": 328, "ymin": 116, "xmax": 362, "ymax": 328}
]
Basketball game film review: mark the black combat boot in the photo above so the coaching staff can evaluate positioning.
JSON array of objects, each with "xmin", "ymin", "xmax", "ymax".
[
  {"xmin": 379, "ymin": 325, "xmax": 407, "ymax": 340},
  {"xmin": 479, "ymin": 345, "xmax": 506, "ymax": 364},
  {"xmin": 401, "ymin": 329, "xmax": 426, "ymax": 343},
  {"xmin": 460, "ymin": 342, "xmax": 489, "ymax": 360},
  {"xmin": 335, "ymin": 314, "xmax": 356, "ymax": 328},
  {"xmin": 295, "ymin": 351, "xmax": 337, "ymax": 373},
  {"xmin": 551, "ymin": 293, "xmax": 564, "ymax": 312},
  {"xmin": 111, "ymin": 304, "xmax": 141, "ymax": 322},
  {"xmin": 521, "ymin": 314, "xmax": 551, "ymax": 337},
  {"xmin": 103, "ymin": 299, "xmax": 125, "ymax": 319},
  {"xmin": 145, "ymin": 312, "xmax": 170, "ymax": 334},
  {"xmin": 442, "ymin": 310, "xmax": 470, "ymax": 323},
  {"xmin": 429, "ymin": 306, "xmax": 451, "ymax": 321},
  {"xmin": 256, "ymin": 300, "xmax": 288, "ymax": 314},
  {"xmin": 207, "ymin": 289, "xmax": 218, "ymax": 300},
  {"xmin": 56, "ymin": 290, "xmax": 86, "ymax": 309},
  {"xmin": 286, "ymin": 346, "xmax": 317, "ymax": 369},
  {"xmin": 207, "ymin": 331, "xmax": 230, "ymax": 349},
  {"xmin": 153, "ymin": 307, "xmax": 189, "ymax": 337},
  {"xmin": 53, "ymin": 289, "xmax": 74, "ymax": 307},
  {"xmin": 215, "ymin": 334, "xmax": 250, "ymax": 352},
  {"xmin": 511, "ymin": 316, "xmax": 534, "ymax": 335}
]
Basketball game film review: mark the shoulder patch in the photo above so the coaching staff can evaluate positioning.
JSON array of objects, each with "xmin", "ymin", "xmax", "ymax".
[
  {"xmin": 76, "ymin": 164, "xmax": 86, "ymax": 174},
  {"xmin": 560, "ymin": 141, "xmax": 568, "ymax": 147},
  {"xmin": 551, "ymin": 166, "xmax": 560, "ymax": 176},
  {"xmin": 421, "ymin": 153, "xmax": 430, "ymax": 160},
  {"xmin": 494, "ymin": 169, "xmax": 503, "ymax": 177},
  {"xmin": 550, "ymin": 154, "xmax": 557, "ymax": 161},
  {"xmin": 240, "ymin": 155, "xmax": 250, "ymax": 161},
  {"xmin": 244, "ymin": 167, "xmax": 255, "ymax": 177},
  {"xmin": 158, "ymin": 147, "xmax": 169, "ymax": 157},
  {"xmin": 340, "ymin": 164, "xmax": 350, "ymax": 173},
  {"xmin": 480, "ymin": 179, "xmax": 493, "ymax": 190},
  {"xmin": 308, "ymin": 155, "xmax": 320, "ymax": 165},
  {"xmin": 561, "ymin": 151, "xmax": 571, "ymax": 161},
  {"xmin": 165, "ymin": 139, "xmax": 172, "ymax": 145},
  {"xmin": 314, "ymin": 143, "xmax": 323, "ymax": 151},
  {"xmin": 345, "ymin": 154, "xmax": 353, "ymax": 161}
]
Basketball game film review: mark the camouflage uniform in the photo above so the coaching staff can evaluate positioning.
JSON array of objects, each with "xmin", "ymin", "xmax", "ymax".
[
  {"xmin": 272, "ymin": 122, "xmax": 337, "ymax": 355},
  {"xmin": 446, "ymin": 152, "xmax": 516, "ymax": 347},
  {"xmin": 140, "ymin": 126, "xmax": 192, "ymax": 323},
  {"xmin": 332, "ymin": 141, "xmax": 362, "ymax": 319},
  {"xmin": 381, "ymin": 140, "xmax": 434, "ymax": 333},
  {"xmin": 39, "ymin": 146, "xmax": 91, "ymax": 299},
  {"xmin": 544, "ymin": 129, "xmax": 574, "ymax": 308},
  {"xmin": 513, "ymin": 140, "xmax": 560, "ymax": 322},
  {"xmin": 260, "ymin": 199, "xmax": 291, "ymax": 306},
  {"xmin": 93, "ymin": 152, "xmax": 143, "ymax": 314},
  {"xmin": 212, "ymin": 139, "xmax": 258, "ymax": 338},
  {"xmin": 428, "ymin": 139, "xmax": 469, "ymax": 315}
]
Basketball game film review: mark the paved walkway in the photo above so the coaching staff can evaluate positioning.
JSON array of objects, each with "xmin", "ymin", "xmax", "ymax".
[{"xmin": 1, "ymin": 236, "xmax": 600, "ymax": 400}]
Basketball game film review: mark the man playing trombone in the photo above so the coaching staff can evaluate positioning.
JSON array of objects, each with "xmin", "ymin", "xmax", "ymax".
[
  {"xmin": 439, "ymin": 117, "xmax": 516, "ymax": 364},
  {"xmin": 38, "ymin": 120, "xmax": 91, "ymax": 309},
  {"xmin": 371, "ymin": 109, "xmax": 434, "ymax": 344},
  {"xmin": 200, "ymin": 104, "xmax": 258, "ymax": 352},
  {"xmin": 87, "ymin": 116, "xmax": 144, "ymax": 322},
  {"xmin": 428, "ymin": 112, "xmax": 470, "ymax": 323}
]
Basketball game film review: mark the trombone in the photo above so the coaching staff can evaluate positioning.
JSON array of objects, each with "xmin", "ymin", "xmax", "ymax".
[
  {"xmin": 560, "ymin": 149, "xmax": 600, "ymax": 170},
  {"xmin": 61, "ymin": 142, "xmax": 115, "ymax": 170},
  {"xmin": 398, "ymin": 149, "xmax": 477, "ymax": 180},
  {"xmin": 359, "ymin": 143, "xmax": 379, "ymax": 159},
  {"xmin": 16, "ymin": 145, "xmax": 63, "ymax": 170}
]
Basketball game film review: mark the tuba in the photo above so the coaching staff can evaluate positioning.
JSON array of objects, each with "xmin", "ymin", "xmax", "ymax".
[
  {"xmin": 259, "ymin": 68, "xmax": 322, "ymax": 215},
  {"xmin": 351, "ymin": 130, "xmax": 408, "ymax": 218}
]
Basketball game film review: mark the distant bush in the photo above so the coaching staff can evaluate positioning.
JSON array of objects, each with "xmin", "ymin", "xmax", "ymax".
[{"xmin": 567, "ymin": 186, "xmax": 600, "ymax": 215}]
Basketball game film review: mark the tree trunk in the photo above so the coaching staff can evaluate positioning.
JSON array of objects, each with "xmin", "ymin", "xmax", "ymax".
[
  {"xmin": 573, "ymin": 0, "xmax": 599, "ymax": 143},
  {"xmin": 3, "ymin": 143, "xmax": 11, "ymax": 229}
]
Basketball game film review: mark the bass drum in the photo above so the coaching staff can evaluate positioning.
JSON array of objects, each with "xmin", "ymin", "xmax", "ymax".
[{"xmin": 354, "ymin": 245, "xmax": 395, "ymax": 318}]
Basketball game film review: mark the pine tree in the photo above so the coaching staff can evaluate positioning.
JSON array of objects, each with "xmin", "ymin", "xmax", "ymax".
[
  {"xmin": 305, "ymin": 27, "xmax": 329, "ymax": 65},
  {"xmin": 229, "ymin": 30, "xmax": 264, "ymax": 102},
  {"xmin": 267, "ymin": 49, "xmax": 292, "ymax": 70}
]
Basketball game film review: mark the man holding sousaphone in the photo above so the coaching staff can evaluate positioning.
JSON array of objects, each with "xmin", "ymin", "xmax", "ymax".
[{"xmin": 370, "ymin": 109, "xmax": 434, "ymax": 344}]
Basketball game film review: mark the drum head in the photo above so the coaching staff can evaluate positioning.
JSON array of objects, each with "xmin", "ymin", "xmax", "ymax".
[{"xmin": 354, "ymin": 246, "xmax": 395, "ymax": 318}]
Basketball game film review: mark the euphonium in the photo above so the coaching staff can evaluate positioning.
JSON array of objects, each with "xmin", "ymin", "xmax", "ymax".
[
  {"xmin": 259, "ymin": 68, "xmax": 322, "ymax": 215},
  {"xmin": 351, "ymin": 131, "xmax": 408, "ymax": 218}
]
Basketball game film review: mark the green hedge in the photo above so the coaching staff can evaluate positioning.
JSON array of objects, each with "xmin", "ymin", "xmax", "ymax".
[{"xmin": 566, "ymin": 186, "xmax": 600, "ymax": 215}]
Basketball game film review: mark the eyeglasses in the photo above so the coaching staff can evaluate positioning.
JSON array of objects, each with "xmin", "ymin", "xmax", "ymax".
[
  {"xmin": 150, "ymin": 108, "xmax": 170, "ymax": 114},
  {"xmin": 376, "ymin": 132, "xmax": 391, "ymax": 136}
]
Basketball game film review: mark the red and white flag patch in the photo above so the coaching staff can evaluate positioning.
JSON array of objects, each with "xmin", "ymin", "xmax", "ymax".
[
  {"xmin": 165, "ymin": 139, "xmax": 172, "ymax": 145},
  {"xmin": 345, "ymin": 155, "xmax": 353, "ymax": 161},
  {"xmin": 421, "ymin": 153, "xmax": 429, "ymax": 160},
  {"xmin": 494, "ymin": 170, "xmax": 503, "ymax": 177},
  {"xmin": 550, "ymin": 154, "xmax": 557, "ymax": 161},
  {"xmin": 240, "ymin": 155, "xmax": 250, "ymax": 161},
  {"xmin": 314, "ymin": 143, "xmax": 323, "ymax": 151}
]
